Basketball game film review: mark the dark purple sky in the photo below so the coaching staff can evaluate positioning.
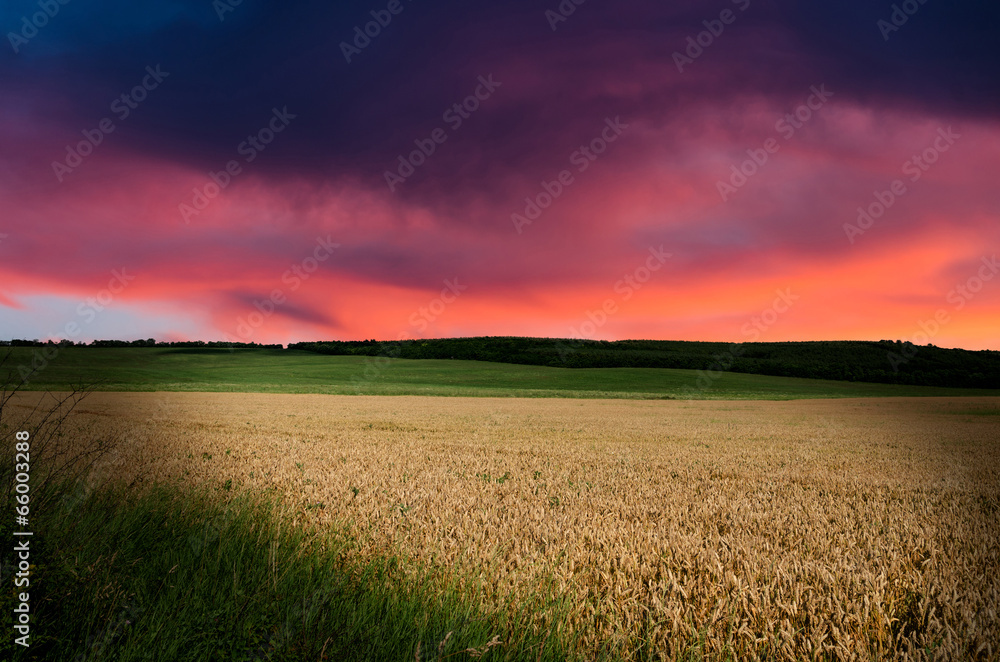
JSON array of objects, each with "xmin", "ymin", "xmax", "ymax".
[{"xmin": 2, "ymin": 0, "xmax": 998, "ymax": 347}]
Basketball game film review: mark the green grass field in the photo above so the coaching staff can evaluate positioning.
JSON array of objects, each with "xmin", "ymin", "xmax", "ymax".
[
  {"xmin": 0, "ymin": 455, "xmax": 581, "ymax": 662},
  {"xmin": 8, "ymin": 346, "xmax": 1000, "ymax": 399}
]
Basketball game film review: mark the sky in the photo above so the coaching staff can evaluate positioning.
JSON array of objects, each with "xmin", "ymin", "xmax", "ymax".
[{"xmin": 1, "ymin": 0, "xmax": 998, "ymax": 349}]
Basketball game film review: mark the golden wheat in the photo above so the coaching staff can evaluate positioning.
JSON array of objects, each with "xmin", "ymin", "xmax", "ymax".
[{"xmin": 18, "ymin": 393, "xmax": 999, "ymax": 660}]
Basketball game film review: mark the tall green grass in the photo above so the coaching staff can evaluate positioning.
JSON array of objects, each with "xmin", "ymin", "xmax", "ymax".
[
  {"xmin": 1, "ymin": 459, "xmax": 611, "ymax": 661},
  {"xmin": 1, "ymin": 476, "xmax": 592, "ymax": 661},
  {"xmin": 0, "ymin": 352, "xmax": 601, "ymax": 662}
]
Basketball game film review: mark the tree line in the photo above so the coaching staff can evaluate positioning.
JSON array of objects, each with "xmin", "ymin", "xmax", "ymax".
[{"xmin": 288, "ymin": 337, "xmax": 1000, "ymax": 389}]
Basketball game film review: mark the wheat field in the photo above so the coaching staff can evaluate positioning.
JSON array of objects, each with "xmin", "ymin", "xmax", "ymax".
[{"xmin": 20, "ymin": 393, "xmax": 999, "ymax": 660}]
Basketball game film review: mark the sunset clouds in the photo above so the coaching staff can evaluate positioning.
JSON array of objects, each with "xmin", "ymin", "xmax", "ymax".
[{"xmin": 1, "ymin": 0, "xmax": 998, "ymax": 348}]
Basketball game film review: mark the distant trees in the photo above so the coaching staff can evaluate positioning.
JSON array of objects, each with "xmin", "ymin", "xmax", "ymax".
[{"xmin": 289, "ymin": 337, "xmax": 1000, "ymax": 389}]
